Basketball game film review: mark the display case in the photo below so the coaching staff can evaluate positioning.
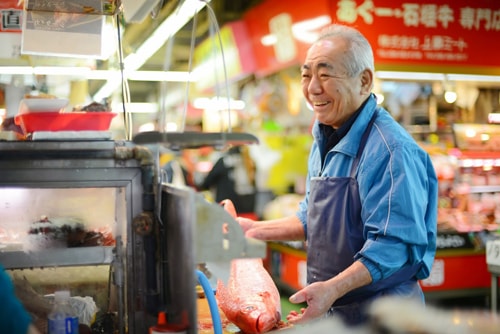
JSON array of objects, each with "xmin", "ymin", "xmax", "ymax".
[
  {"xmin": 403, "ymin": 123, "xmax": 500, "ymax": 301},
  {"xmin": 422, "ymin": 146, "xmax": 500, "ymax": 302},
  {"xmin": 0, "ymin": 140, "xmax": 153, "ymax": 334}
]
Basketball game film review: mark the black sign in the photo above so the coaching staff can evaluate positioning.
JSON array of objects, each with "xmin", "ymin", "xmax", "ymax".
[
  {"xmin": 436, "ymin": 232, "xmax": 476, "ymax": 250},
  {"xmin": 1, "ymin": 10, "xmax": 21, "ymax": 30}
]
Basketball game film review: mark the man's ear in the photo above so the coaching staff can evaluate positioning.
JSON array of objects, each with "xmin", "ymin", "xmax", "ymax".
[{"xmin": 360, "ymin": 69, "xmax": 373, "ymax": 94}]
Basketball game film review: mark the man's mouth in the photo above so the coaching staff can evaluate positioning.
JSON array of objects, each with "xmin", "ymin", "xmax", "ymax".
[{"xmin": 313, "ymin": 101, "xmax": 329, "ymax": 107}]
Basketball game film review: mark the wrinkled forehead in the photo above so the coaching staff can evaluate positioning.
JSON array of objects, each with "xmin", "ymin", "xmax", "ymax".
[{"xmin": 302, "ymin": 38, "xmax": 347, "ymax": 71}]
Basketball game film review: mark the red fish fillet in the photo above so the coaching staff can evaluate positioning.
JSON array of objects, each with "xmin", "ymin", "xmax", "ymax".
[{"xmin": 216, "ymin": 200, "xmax": 281, "ymax": 333}]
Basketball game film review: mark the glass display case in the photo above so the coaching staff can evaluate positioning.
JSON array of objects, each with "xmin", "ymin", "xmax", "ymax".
[{"xmin": 0, "ymin": 140, "xmax": 152, "ymax": 334}]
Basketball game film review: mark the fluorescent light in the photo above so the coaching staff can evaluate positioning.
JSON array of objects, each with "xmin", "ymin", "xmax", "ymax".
[
  {"xmin": 376, "ymin": 71, "xmax": 446, "ymax": 81},
  {"xmin": 124, "ymin": 0, "xmax": 208, "ymax": 69},
  {"xmin": 166, "ymin": 122, "xmax": 179, "ymax": 132},
  {"xmin": 93, "ymin": 77, "xmax": 123, "ymax": 101},
  {"xmin": 480, "ymin": 133, "xmax": 490, "ymax": 141},
  {"xmin": 33, "ymin": 66, "xmax": 91, "ymax": 76},
  {"xmin": 193, "ymin": 97, "xmax": 246, "ymax": 110},
  {"xmin": 93, "ymin": 0, "xmax": 210, "ymax": 101},
  {"xmin": 126, "ymin": 70, "xmax": 197, "ymax": 82},
  {"xmin": 85, "ymin": 70, "xmax": 120, "ymax": 80},
  {"xmin": 125, "ymin": 0, "xmax": 209, "ymax": 69},
  {"xmin": 0, "ymin": 67, "xmax": 193, "ymax": 102},
  {"xmin": 0, "ymin": 66, "xmax": 34, "ymax": 75},
  {"xmin": 111, "ymin": 102, "xmax": 158, "ymax": 113},
  {"xmin": 444, "ymin": 90, "xmax": 457, "ymax": 103},
  {"xmin": 0, "ymin": 67, "xmax": 194, "ymax": 81},
  {"xmin": 376, "ymin": 71, "xmax": 500, "ymax": 83},
  {"xmin": 138, "ymin": 122, "xmax": 157, "ymax": 132},
  {"xmin": 447, "ymin": 74, "xmax": 500, "ymax": 82},
  {"xmin": 488, "ymin": 113, "xmax": 500, "ymax": 123}
]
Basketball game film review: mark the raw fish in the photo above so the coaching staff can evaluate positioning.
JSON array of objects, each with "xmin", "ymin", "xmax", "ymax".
[{"xmin": 216, "ymin": 199, "xmax": 281, "ymax": 333}]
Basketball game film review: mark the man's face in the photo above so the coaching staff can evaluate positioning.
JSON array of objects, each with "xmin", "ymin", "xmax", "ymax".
[{"xmin": 301, "ymin": 37, "xmax": 370, "ymax": 128}]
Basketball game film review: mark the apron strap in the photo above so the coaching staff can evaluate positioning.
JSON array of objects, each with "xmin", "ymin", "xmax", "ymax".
[{"xmin": 350, "ymin": 109, "xmax": 379, "ymax": 178}]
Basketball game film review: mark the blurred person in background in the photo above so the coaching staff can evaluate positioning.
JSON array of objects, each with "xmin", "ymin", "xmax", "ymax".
[
  {"xmin": 237, "ymin": 23, "xmax": 438, "ymax": 327},
  {"xmin": 162, "ymin": 149, "xmax": 197, "ymax": 188},
  {"xmin": 198, "ymin": 145, "xmax": 257, "ymax": 217}
]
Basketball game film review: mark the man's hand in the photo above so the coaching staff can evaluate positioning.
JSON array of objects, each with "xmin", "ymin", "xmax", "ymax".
[
  {"xmin": 286, "ymin": 281, "xmax": 337, "ymax": 324},
  {"xmin": 286, "ymin": 261, "xmax": 372, "ymax": 324},
  {"xmin": 236, "ymin": 216, "xmax": 256, "ymax": 236}
]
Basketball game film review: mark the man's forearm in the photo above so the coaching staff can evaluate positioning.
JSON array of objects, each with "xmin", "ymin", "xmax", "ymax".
[{"xmin": 328, "ymin": 260, "xmax": 373, "ymax": 298}]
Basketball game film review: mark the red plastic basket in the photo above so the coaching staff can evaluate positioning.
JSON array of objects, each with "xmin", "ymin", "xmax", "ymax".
[{"xmin": 14, "ymin": 112, "xmax": 117, "ymax": 134}]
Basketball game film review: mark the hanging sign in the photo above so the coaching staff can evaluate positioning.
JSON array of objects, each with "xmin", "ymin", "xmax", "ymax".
[
  {"xmin": 244, "ymin": 0, "xmax": 500, "ymax": 76},
  {"xmin": 486, "ymin": 239, "xmax": 500, "ymax": 267},
  {"xmin": 0, "ymin": 0, "xmax": 22, "ymax": 32},
  {"xmin": 0, "ymin": 1, "xmax": 23, "ymax": 59}
]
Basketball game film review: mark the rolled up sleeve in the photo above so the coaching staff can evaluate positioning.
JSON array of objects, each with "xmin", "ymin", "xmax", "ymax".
[{"xmin": 355, "ymin": 144, "xmax": 438, "ymax": 282}]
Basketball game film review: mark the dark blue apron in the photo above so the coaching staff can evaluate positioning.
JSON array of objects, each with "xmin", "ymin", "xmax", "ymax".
[{"xmin": 306, "ymin": 110, "xmax": 423, "ymax": 326}]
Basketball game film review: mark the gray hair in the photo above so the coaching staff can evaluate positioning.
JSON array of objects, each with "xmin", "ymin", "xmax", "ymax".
[{"xmin": 317, "ymin": 24, "xmax": 374, "ymax": 77}]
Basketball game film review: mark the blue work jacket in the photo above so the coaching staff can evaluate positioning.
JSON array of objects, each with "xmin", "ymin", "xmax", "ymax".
[{"xmin": 297, "ymin": 94, "xmax": 438, "ymax": 283}]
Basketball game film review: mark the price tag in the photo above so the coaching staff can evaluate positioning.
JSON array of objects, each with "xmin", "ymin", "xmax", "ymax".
[{"xmin": 486, "ymin": 239, "xmax": 500, "ymax": 266}]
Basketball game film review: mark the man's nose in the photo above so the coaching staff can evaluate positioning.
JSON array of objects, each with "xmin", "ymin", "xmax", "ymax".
[{"xmin": 308, "ymin": 76, "xmax": 323, "ymax": 94}]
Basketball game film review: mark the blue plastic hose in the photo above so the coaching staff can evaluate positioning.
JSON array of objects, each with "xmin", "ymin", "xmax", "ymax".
[{"xmin": 196, "ymin": 270, "xmax": 223, "ymax": 334}]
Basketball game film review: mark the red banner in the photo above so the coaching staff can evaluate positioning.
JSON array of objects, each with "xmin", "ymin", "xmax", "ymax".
[
  {"xmin": 332, "ymin": 0, "xmax": 500, "ymax": 74},
  {"xmin": 244, "ymin": 0, "xmax": 500, "ymax": 76},
  {"xmin": 243, "ymin": 0, "xmax": 331, "ymax": 77},
  {"xmin": 194, "ymin": 21, "xmax": 256, "ymax": 92}
]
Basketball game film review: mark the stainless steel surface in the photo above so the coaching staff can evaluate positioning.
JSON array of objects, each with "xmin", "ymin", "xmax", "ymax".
[
  {"xmin": 159, "ymin": 185, "xmax": 197, "ymax": 334},
  {"xmin": 488, "ymin": 264, "xmax": 500, "ymax": 312},
  {"xmin": 194, "ymin": 191, "xmax": 266, "ymax": 263},
  {"xmin": 133, "ymin": 131, "xmax": 259, "ymax": 149},
  {"xmin": 158, "ymin": 184, "xmax": 266, "ymax": 334}
]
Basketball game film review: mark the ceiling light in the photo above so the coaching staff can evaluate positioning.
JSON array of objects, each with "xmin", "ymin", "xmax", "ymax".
[
  {"xmin": 376, "ymin": 71, "xmax": 446, "ymax": 81},
  {"xmin": 33, "ymin": 66, "xmax": 92, "ymax": 76},
  {"xmin": 126, "ymin": 70, "xmax": 197, "ymax": 82},
  {"xmin": 446, "ymin": 74, "xmax": 500, "ymax": 82},
  {"xmin": 111, "ymin": 102, "xmax": 158, "ymax": 113},
  {"xmin": 93, "ymin": 0, "xmax": 210, "ymax": 101},
  {"xmin": 488, "ymin": 113, "xmax": 500, "ymax": 124},
  {"xmin": 376, "ymin": 71, "xmax": 500, "ymax": 83},
  {"xmin": 465, "ymin": 129, "xmax": 476, "ymax": 138},
  {"xmin": 0, "ymin": 66, "xmax": 34, "ymax": 75},
  {"xmin": 444, "ymin": 90, "xmax": 457, "ymax": 104},
  {"xmin": 193, "ymin": 97, "xmax": 246, "ymax": 110},
  {"xmin": 0, "ymin": 66, "xmax": 193, "ymax": 83},
  {"xmin": 480, "ymin": 133, "xmax": 490, "ymax": 141}
]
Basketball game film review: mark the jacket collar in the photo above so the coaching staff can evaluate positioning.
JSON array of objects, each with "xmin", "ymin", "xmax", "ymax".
[{"xmin": 312, "ymin": 93, "xmax": 378, "ymax": 158}]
